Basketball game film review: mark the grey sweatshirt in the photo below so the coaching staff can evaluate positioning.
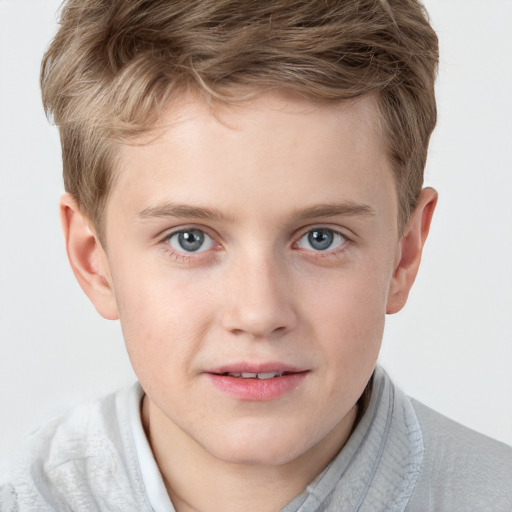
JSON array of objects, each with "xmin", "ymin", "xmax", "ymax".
[{"xmin": 1, "ymin": 367, "xmax": 511, "ymax": 511}]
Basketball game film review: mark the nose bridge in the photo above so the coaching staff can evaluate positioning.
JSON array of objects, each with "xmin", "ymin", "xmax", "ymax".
[{"xmin": 221, "ymin": 246, "xmax": 296, "ymax": 338}]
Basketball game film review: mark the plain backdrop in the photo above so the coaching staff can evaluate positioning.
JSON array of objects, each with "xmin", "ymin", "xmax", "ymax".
[{"xmin": 1, "ymin": 0, "xmax": 511, "ymax": 476}]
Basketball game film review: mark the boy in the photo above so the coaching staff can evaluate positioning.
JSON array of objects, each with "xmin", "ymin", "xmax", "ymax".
[{"xmin": 1, "ymin": 0, "xmax": 511, "ymax": 511}]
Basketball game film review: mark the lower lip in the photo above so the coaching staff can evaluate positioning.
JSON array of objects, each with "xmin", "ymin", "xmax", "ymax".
[{"xmin": 206, "ymin": 372, "xmax": 308, "ymax": 401}]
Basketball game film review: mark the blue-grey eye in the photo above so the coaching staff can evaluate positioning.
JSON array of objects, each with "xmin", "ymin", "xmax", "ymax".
[
  {"xmin": 297, "ymin": 228, "xmax": 346, "ymax": 251},
  {"xmin": 168, "ymin": 229, "xmax": 213, "ymax": 253}
]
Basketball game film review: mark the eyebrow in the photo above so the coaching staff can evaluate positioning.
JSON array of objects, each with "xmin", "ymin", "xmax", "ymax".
[
  {"xmin": 294, "ymin": 202, "xmax": 376, "ymax": 221},
  {"xmin": 138, "ymin": 202, "xmax": 235, "ymax": 222},
  {"xmin": 138, "ymin": 200, "xmax": 376, "ymax": 223}
]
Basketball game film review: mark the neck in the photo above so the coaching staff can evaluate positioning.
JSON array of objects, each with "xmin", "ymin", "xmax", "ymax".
[{"xmin": 142, "ymin": 398, "xmax": 358, "ymax": 512}]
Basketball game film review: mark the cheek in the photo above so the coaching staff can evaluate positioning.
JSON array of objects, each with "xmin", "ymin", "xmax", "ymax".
[
  {"xmin": 303, "ymin": 264, "xmax": 390, "ymax": 360},
  {"xmin": 110, "ymin": 266, "xmax": 215, "ymax": 379}
]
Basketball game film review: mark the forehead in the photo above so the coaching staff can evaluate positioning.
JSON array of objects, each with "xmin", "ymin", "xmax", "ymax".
[
  {"xmin": 108, "ymin": 91, "xmax": 395, "ymax": 229},
  {"xmin": 147, "ymin": 90, "xmax": 385, "ymax": 155}
]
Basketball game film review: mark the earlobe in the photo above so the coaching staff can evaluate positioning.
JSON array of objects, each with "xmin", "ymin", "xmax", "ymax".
[
  {"xmin": 386, "ymin": 187, "xmax": 438, "ymax": 314},
  {"xmin": 60, "ymin": 193, "xmax": 119, "ymax": 320}
]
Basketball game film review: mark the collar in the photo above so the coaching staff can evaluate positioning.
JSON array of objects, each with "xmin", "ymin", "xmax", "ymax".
[{"xmin": 283, "ymin": 366, "xmax": 424, "ymax": 511}]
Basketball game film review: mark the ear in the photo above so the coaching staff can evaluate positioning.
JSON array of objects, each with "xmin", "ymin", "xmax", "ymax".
[
  {"xmin": 386, "ymin": 187, "xmax": 438, "ymax": 314},
  {"xmin": 60, "ymin": 193, "xmax": 119, "ymax": 320}
]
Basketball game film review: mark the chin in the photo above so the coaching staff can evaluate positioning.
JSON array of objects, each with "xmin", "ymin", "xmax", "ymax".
[{"xmin": 202, "ymin": 425, "xmax": 315, "ymax": 467}]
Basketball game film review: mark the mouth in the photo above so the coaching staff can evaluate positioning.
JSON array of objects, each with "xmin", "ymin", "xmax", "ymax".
[
  {"xmin": 215, "ymin": 371, "xmax": 294, "ymax": 380},
  {"xmin": 205, "ymin": 364, "xmax": 309, "ymax": 401}
]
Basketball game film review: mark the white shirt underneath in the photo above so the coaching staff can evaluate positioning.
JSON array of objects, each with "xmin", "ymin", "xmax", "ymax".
[{"xmin": 128, "ymin": 386, "xmax": 175, "ymax": 512}]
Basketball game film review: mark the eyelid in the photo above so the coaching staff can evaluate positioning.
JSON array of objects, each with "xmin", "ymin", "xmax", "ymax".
[
  {"xmin": 292, "ymin": 225, "xmax": 352, "ymax": 255},
  {"xmin": 166, "ymin": 229, "xmax": 214, "ymax": 253},
  {"xmin": 159, "ymin": 223, "xmax": 220, "ymax": 243},
  {"xmin": 293, "ymin": 224, "xmax": 353, "ymax": 242},
  {"xmin": 159, "ymin": 224, "xmax": 223, "ymax": 262}
]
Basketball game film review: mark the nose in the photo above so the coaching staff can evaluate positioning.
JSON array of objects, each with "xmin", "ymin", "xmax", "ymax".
[{"xmin": 221, "ymin": 251, "xmax": 298, "ymax": 340}]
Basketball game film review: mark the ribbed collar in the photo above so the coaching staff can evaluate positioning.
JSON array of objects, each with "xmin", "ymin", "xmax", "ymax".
[{"xmin": 282, "ymin": 366, "xmax": 424, "ymax": 511}]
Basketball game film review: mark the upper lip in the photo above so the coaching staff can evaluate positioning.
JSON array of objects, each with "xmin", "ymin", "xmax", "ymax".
[{"xmin": 206, "ymin": 362, "xmax": 307, "ymax": 375}]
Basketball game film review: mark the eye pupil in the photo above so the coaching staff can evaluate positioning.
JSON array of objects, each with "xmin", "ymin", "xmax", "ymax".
[
  {"xmin": 308, "ymin": 229, "xmax": 334, "ymax": 251},
  {"xmin": 178, "ymin": 230, "xmax": 204, "ymax": 252}
]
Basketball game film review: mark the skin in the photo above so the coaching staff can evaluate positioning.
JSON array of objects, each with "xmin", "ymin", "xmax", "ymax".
[{"xmin": 61, "ymin": 91, "xmax": 437, "ymax": 512}]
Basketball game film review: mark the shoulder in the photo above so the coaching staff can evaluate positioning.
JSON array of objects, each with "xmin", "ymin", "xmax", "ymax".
[
  {"xmin": 406, "ymin": 398, "xmax": 512, "ymax": 512},
  {"xmin": 0, "ymin": 384, "xmax": 152, "ymax": 512}
]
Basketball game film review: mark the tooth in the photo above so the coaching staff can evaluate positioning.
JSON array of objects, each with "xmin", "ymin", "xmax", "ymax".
[
  {"xmin": 241, "ymin": 372, "xmax": 258, "ymax": 378},
  {"xmin": 229, "ymin": 372, "xmax": 241, "ymax": 377},
  {"xmin": 257, "ymin": 372, "xmax": 279, "ymax": 379}
]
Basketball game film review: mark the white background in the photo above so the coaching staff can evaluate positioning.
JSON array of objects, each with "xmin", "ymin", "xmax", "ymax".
[{"xmin": 1, "ymin": 0, "xmax": 511, "ymax": 475}]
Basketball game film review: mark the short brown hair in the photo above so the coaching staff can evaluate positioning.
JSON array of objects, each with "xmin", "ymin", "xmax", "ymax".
[{"xmin": 41, "ymin": 0, "xmax": 439, "ymax": 240}]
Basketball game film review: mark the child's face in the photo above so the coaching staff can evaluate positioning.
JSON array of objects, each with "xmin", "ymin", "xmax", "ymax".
[{"xmin": 97, "ymin": 92, "xmax": 403, "ymax": 465}]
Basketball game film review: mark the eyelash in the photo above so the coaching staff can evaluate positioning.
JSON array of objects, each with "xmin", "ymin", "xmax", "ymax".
[
  {"xmin": 160, "ymin": 226, "xmax": 352, "ymax": 263},
  {"xmin": 294, "ymin": 228, "xmax": 349, "ymax": 254},
  {"xmin": 161, "ymin": 227, "xmax": 219, "ymax": 263}
]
